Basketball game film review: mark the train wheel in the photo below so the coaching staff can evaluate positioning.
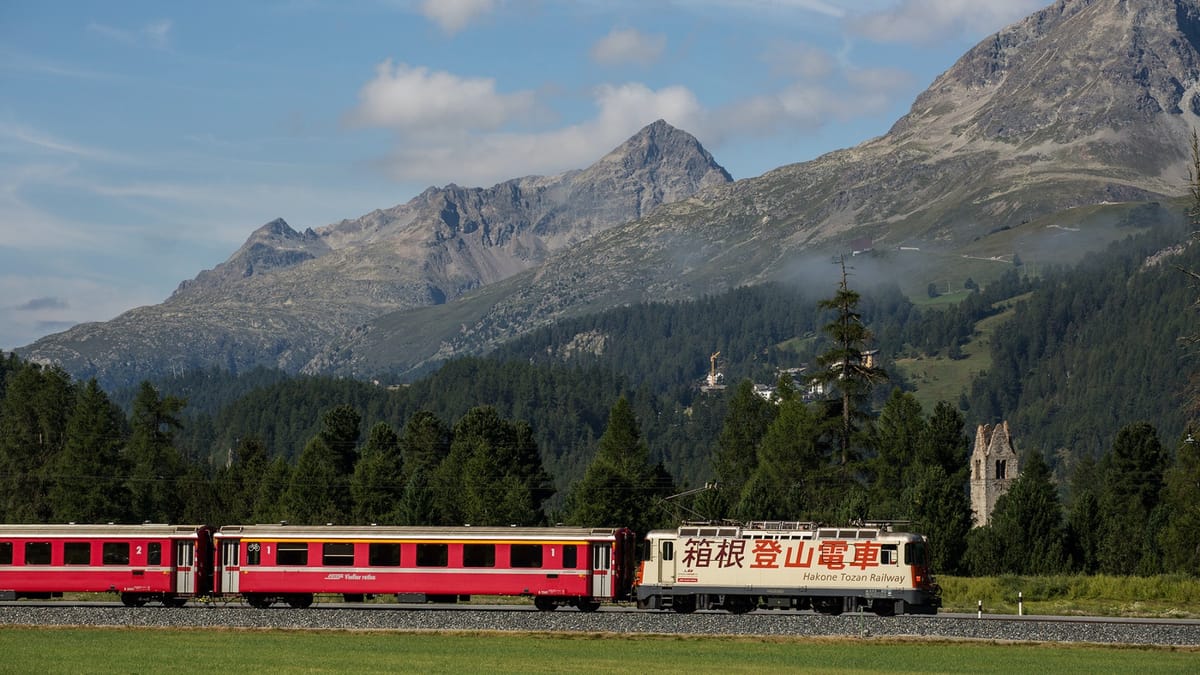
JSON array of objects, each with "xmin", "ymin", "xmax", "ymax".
[
  {"xmin": 872, "ymin": 600, "xmax": 896, "ymax": 617},
  {"xmin": 576, "ymin": 600, "xmax": 601, "ymax": 612},
  {"xmin": 120, "ymin": 594, "xmax": 146, "ymax": 608},
  {"xmin": 814, "ymin": 598, "xmax": 843, "ymax": 616},
  {"xmin": 724, "ymin": 596, "xmax": 756, "ymax": 615},
  {"xmin": 245, "ymin": 594, "xmax": 273, "ymax": 609},
  {"xmin": 670, "ymin": 596, "xmax": 696, "ymax": 614},
  {"xmin": 533, "ymin": 597, "xmax": 558, "ymax": 612},
  {"xmin": 287, "ymin": 594, "xmax": 314, "ymax": 609}
]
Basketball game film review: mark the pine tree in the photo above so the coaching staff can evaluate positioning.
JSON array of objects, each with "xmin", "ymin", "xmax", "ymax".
[
  {"xmin": 124, "ymin": 382, "xmax": 187, "ymax": 522},
  {"xmin": 48, "ymin": 379, "xmax": 128, "ymax": 522},
  {"xmin": 1158, "ymin": 432, "xmax": 1200, "ymax": 573},
  {"xmin": 283, "ymin": 436, "xmax": 344, "ymax": 525},
  {"xmin": 1097, "ymin": 422, "xmax": 1167, "ymax": 574},
  {"xmin": 565, "ymin": 396, "xmax": 673, "ymax": 536},
  {"xmin": 736, "ymin": 398, "xmax": 822, "ymax": 520},
  {"xmin": 0, "ymin": 362, "xmax": 73, "ymax": 521},
  {"xmin": 351, "ymin": 422, "xmax": 405, "ymax": 523},
  {"xmin": 712, "ymin": 379, "xmax": 777, "ymax": 515},
  {"xmin": 812, "ymin": 259, "xmax": 889, "ymax": 467},
  {"xmin": 869, "ymin": 388, "xmax": 926, "ymax": 518}
]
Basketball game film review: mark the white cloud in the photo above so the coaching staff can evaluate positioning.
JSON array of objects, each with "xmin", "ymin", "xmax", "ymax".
[
  {"xmin": 761, "ymin": 41, "xmax": 836, "ymax": 80},
  {"xmin": 419, "ymin": 0, "xmax": 495, "ymax": 34},
  {"xmin": 375, "ymin": 82, "xmax": 705, "ymax": 186},
  {"xmin": 590, "ymin": 28, "xmax": 667, "ymax": 67},
  {"xmin": 849, "ymin": 0, "xmax": 1044, "ymax": 46},
  {"xmin": 346, "ymin": 60, "xmax": 538, "ymax": 136}
]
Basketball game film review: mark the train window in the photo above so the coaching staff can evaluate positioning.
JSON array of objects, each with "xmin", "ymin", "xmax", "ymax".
[
  {"xmin": 368, "ymin": 543, "xmax": 401, "ymax": 567},
  {"xmin": 594, "ymin": 544, "xmax": 611, "ymax": 570},
  {"xmin": 246, "ymin": 542, "xmax": 261, "ymax": 565},
  {"xmin": 64, "ymin": 542, "xmax": 91, "ymax": 565},
  {"xmin": 510, "ymin": 544, "xmax": 542, "ymax": 568},
  {"xmin": 563, "ymin": 546, "xmax": 577, "ymax": 568},
  {"xmin": 880, "ymin": 544, "xmax": 898, "ymax": 565},
  {"xmin": 416, "ymin": 543, "xmax": 448, "ymax": 567},
  {"xmin": 661, "ymin": 541, "xmax": 674, "ymax": 561},
  {"xmin": 322, "ymin": 542, "xmax": 355, "ymax": 566},
  {"xmin": 103, "ymin": 542, "xmax": 129, "ymax": 565},
  {"xmin": 463, "ymin": 544, "xmax": 495, "ymax": 568},
  {"xmin": 0, "ymin": 542, "xmax": 11, "ymax": 565},
  {"xmin": 25, "ymin": 542, "xmax": 51, "ymax": 565},
  {"xmin": 904, "ymin": 542, "xmax": 928, "ymax": 567},
  {"xmin": 277, "ymin": 542, "xmax": 309, "ymax": 566},
  {"xmin": 148, "ymin": 542, "xmax": 161, "ymax": 566}
]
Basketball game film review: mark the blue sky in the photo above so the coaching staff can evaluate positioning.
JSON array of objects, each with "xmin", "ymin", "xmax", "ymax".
[{"xmin": 0, "ymin": 0, "xmax": 1046, "ymax": 351}]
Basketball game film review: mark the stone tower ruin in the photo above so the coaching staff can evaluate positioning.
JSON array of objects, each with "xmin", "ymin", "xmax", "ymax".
[{"xmin": 969, "ymin": 421, "xmax": 1021, "ymax": 528}]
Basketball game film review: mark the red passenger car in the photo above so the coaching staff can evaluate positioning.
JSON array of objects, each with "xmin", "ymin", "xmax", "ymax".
[
  {"xmin": 213, "ymin": 524, "xmax": 636, "ymax": 610},
  {"xmin": 0, "ymin": 524, "xmax": 213, "ymax": 607}
]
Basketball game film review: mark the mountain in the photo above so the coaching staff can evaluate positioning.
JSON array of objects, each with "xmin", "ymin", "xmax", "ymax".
[
  {"xmin": 17, "ymin": 120, "xmax": 731, "ymax": 388},
  {"xmin": 19, "ymin": 0, "xmax": 1200, "ymax": 387},
  {"xmin": 309, "ymin": 0, "xmax": 1200, "ymax": 378}
]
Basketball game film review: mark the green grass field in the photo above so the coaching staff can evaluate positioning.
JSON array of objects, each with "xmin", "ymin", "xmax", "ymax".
[{"xmin": 0, "ymin": 627, "xmax": 1196, "ymax": 674}]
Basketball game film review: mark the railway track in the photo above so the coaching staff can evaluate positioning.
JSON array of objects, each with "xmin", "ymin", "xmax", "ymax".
[{"xmin": 2, "ymin": 602, "xmax": 1198, "ymax": 646}]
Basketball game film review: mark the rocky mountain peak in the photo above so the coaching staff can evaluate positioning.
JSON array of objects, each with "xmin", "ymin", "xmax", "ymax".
[{"xmin": 889, "ymin": 0, "xmax": 1200, "ymax": 166}]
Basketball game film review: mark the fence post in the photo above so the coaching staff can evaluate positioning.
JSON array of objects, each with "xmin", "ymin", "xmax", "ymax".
[
  {"xmin": 977, "ymin": 599, "xmax": 982, "ymax": 619},
  {"xmin": 1018, "ymin": 591, "xmax": 1024, "ymax": 616}
]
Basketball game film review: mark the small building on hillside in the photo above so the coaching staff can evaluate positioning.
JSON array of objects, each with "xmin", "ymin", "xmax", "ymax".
[{"xmin": 969, "ymin": 421, "xmax": 1021, "ymax": 528}]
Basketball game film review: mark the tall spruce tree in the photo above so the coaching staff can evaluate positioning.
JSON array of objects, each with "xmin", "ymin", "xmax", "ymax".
[
  {"xmin": 124, "ymin": 382, "xmax": 187, "ymax": 522},
  {"xmin": 283, "ymin": 436, "xmax": 344, "ymax": 525},
  {"xmin": 48, "ymin": 379, "xmax": 128, "ymax": 523},
  {"xmin": 1158, "ymin": 431, "xmax": 1200, "ymax": 572},
  {"xmin": 736, "ymin": 398, "xmax": 823, "ymax": 520},
  {"xmin": 812, "ymin": 259, "xmax": 888, "ymax": 467},
  {"xmin": 351, "ymin": 422, "xmax": 405, "ymax": 523},
  {"xmin": 712, "ymin": 379, "xmax": 777, "ymax": 516},
  {"xmin": 565, "ymin": 396, "xmax": 673, "ymax": 536},
  {"xmin": 1097, "ymin": 422, "xmax": 1167, "ymax": 575},
  {"xmin": 0, "ymin": 362, "xmax": 73, "ymax": 521}
]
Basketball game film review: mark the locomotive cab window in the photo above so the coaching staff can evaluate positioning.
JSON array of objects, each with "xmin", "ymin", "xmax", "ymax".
[
  {"xmin": 416, "ymin": 543, "xmax": 448, "ymax": 567},
  {"xmin": 0, "ymin": 541, "xmax": 11, "ymax": 565},
  {"xmin": 880, "ymin": 544, "xmax": 898, "ymax": 565},
  {"xmin": 322, "ymin": 542, "xmax": 355, "ymax": 566},
  {"xmin": 904, "ymin": 542, "xmax": 928, "ymax": 567},
  {"xmin": 463, "ymin": 543, "xmax": 495, "ymax": 568},
  {"xmin": 661, "ymin": 541, "xmax": 674, "ymax": 561},
  {"xmin": 277, "ymin": 542, "xmax": 309, "ymax": 566},
  {"xmin": 510, "ymin": 544, "xmax": 542, "ymax": 568},
  {"xmin": 64, "ymin": 542, "xmax": 91, "ymax": 565},
  {"xmin": 369, "ymin": 543, "xmax": 401, "ymax": 567},
  {"xmin": 25, "ymin": 542, "xmax": 51, "ymax": 565},
  {"xmin": 103, "ymin": 542, "xmax": 129, "ymax": 565}
]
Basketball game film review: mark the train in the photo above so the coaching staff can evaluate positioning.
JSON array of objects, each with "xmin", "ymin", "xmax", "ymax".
[{"xmin": 0, "ymin": 521, "xmax": 940, "ymax": 615}]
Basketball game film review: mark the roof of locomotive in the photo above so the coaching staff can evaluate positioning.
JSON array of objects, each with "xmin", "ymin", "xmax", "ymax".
[
  {"xmin": 0, "ymin": 523, "xmax": 208, "ymax": 537},
  {"xmin": 214, "ymin": 524, "xmax": 628, "ymax": 541},
  {"xmin": 645, "ymin": 521, "xmax": 925, "ymax": 541}
]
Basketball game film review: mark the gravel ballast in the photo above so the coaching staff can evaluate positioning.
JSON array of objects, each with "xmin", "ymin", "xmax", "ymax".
[{"xmin": 2, "ymin": 605, "xmax": 1198, "ymax": 646}]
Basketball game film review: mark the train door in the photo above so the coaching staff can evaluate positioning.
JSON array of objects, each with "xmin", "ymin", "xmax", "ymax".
[
  {"xmin": 657, "ymin": 538, "xmax": 676, "ymax": 584},
  {"xmin": 220, "ymin": 539, "xmax": 240, "ymax": 594},
  {"xmin": 174, "ymin": 540, "xmax": 195, "ymax": 593},
  {"xmin": 590, "ymin": 543, "xmax": 612, "ymax": 598}
]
